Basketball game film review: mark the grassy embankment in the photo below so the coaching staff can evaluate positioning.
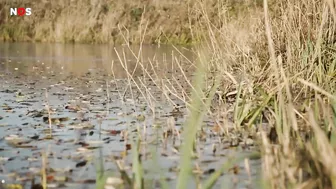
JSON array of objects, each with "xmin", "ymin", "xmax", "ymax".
[
  {"xmin": 0, "ymin": 0, "xmax": 203, "ymax": 45},
  {"xmin": 1, "ymin": 0, "xmax": 336, "ymax": 189}
]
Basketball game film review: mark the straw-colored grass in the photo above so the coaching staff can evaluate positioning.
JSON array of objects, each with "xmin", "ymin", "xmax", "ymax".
[
  {"xmin": 193, "ymin": 0, "xmax": 336, "ymax": 188},
  {"xmin": 0, "ymin": 0, "xmax": 200, "ymax": 44},
  {"xmin": 116, "ymin": 0, "xmax": 336, "ymax": 188}
]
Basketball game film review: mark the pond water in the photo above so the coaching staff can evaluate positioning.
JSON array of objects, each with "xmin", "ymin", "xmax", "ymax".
[{"xmin": 0, "ymin": 42, "xmax": 261, "ymax": 189}]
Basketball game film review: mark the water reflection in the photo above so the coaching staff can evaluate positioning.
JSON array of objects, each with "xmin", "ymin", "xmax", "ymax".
[{"xmin": 0, "ymin": 42, "xmax": 193, "ymax": 78}]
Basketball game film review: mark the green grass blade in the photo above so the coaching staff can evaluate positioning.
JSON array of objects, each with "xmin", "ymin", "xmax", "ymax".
[
  {"xmin": 176, "ymin": 51, "xmax": 218, "ymax": 189},
  {"xmin": 234, "ymin": 82, "xmax": 243, "ymax": 127},
  {"xmin": 132, "ymin": 137, "xmax": 144, "ymax": 189},
  {"xmin": 150, "ymin": 147, "xmax": 169, "ymax": 189},
  {"xmin": 247, "ymin": 94, "xmax": 273, "ymax": 127}
]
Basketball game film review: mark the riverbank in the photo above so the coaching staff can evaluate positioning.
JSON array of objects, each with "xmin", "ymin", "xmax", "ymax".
[
  {"xmin": 1, "ymin": 0, "xmax": 198, "ymax": 45},
  {"xmin": 0, "ymin": 0, "xmax": 261, "ymax": 45}
]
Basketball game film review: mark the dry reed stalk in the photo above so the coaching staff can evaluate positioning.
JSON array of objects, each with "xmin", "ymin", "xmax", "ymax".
[
  {"xmin": 44, "ymin": 89, "xmax": 52, "ymax": 138},
  {"xmin": 41, "ymin": 151, "xmax": 47, "ymax": 189}
]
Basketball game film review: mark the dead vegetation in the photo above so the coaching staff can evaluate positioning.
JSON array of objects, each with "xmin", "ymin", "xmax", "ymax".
[{"xmin": 0, "ymin": 0, "xmax": 335, "ymax": 189}]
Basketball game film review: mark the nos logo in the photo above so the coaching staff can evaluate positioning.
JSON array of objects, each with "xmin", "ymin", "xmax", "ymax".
[{"xmin": 10, "ymin": 8, "xmax": 32, "ymax": 16}]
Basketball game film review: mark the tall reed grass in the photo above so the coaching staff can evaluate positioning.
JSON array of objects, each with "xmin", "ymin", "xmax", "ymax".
[
  {"xmin": 191, "ymin": 0, "xmax": 336, "ymax": 188},
  {"xmin": 121, "ymin": 0, "xmax": 336, "ymax": 188}
]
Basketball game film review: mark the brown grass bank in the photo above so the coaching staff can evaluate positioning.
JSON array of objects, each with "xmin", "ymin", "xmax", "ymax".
[
  {"xmin": 0, "ymin": 0, "xmax": 194, "ymax": 44},
  {"xmin": 0, "ymin": 0, "xmax": 233, "ymax": 44},
  {"xmin": 189, "ymin": 0, "xmax": 336, "ymax": 188}
]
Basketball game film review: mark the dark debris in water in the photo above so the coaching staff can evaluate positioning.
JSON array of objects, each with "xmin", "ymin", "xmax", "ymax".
[
  {"xmin": 0, "ymin": 89, "xmax": 18, "ymax": 93},
  {"xmin": 0, "ymin": 67, "xmax": 261, "ymax": 189},
  {"xmin": 75, "ymin": 160, "xmax": 87, "ymax": 168}
]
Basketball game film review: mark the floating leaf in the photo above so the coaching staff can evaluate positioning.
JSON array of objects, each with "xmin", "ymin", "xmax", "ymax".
[
  {"xmin": 5, "ymin": 135, "xmax": 28, "ymax": 144},
  {"xmin": 76, "ymin": 160, "xmax": 87, "ymax": 167},
  {"xmin": 110, "ymin": 130, "xmax": 121, "ymax": 135},
  {"xmin": 136, "ymin": 115, "xmax": 145, "ymax": 122},
  {"xmin": 105, "ymin": 177, "xmax": 123, "ymax": 189},
  {"xmin": 47, "ymin": 175, "xmax": 54, "ymax": 182},
  {"xmin": 125, "ymin": 144, "xmax": 131, "ymax": 150}
]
